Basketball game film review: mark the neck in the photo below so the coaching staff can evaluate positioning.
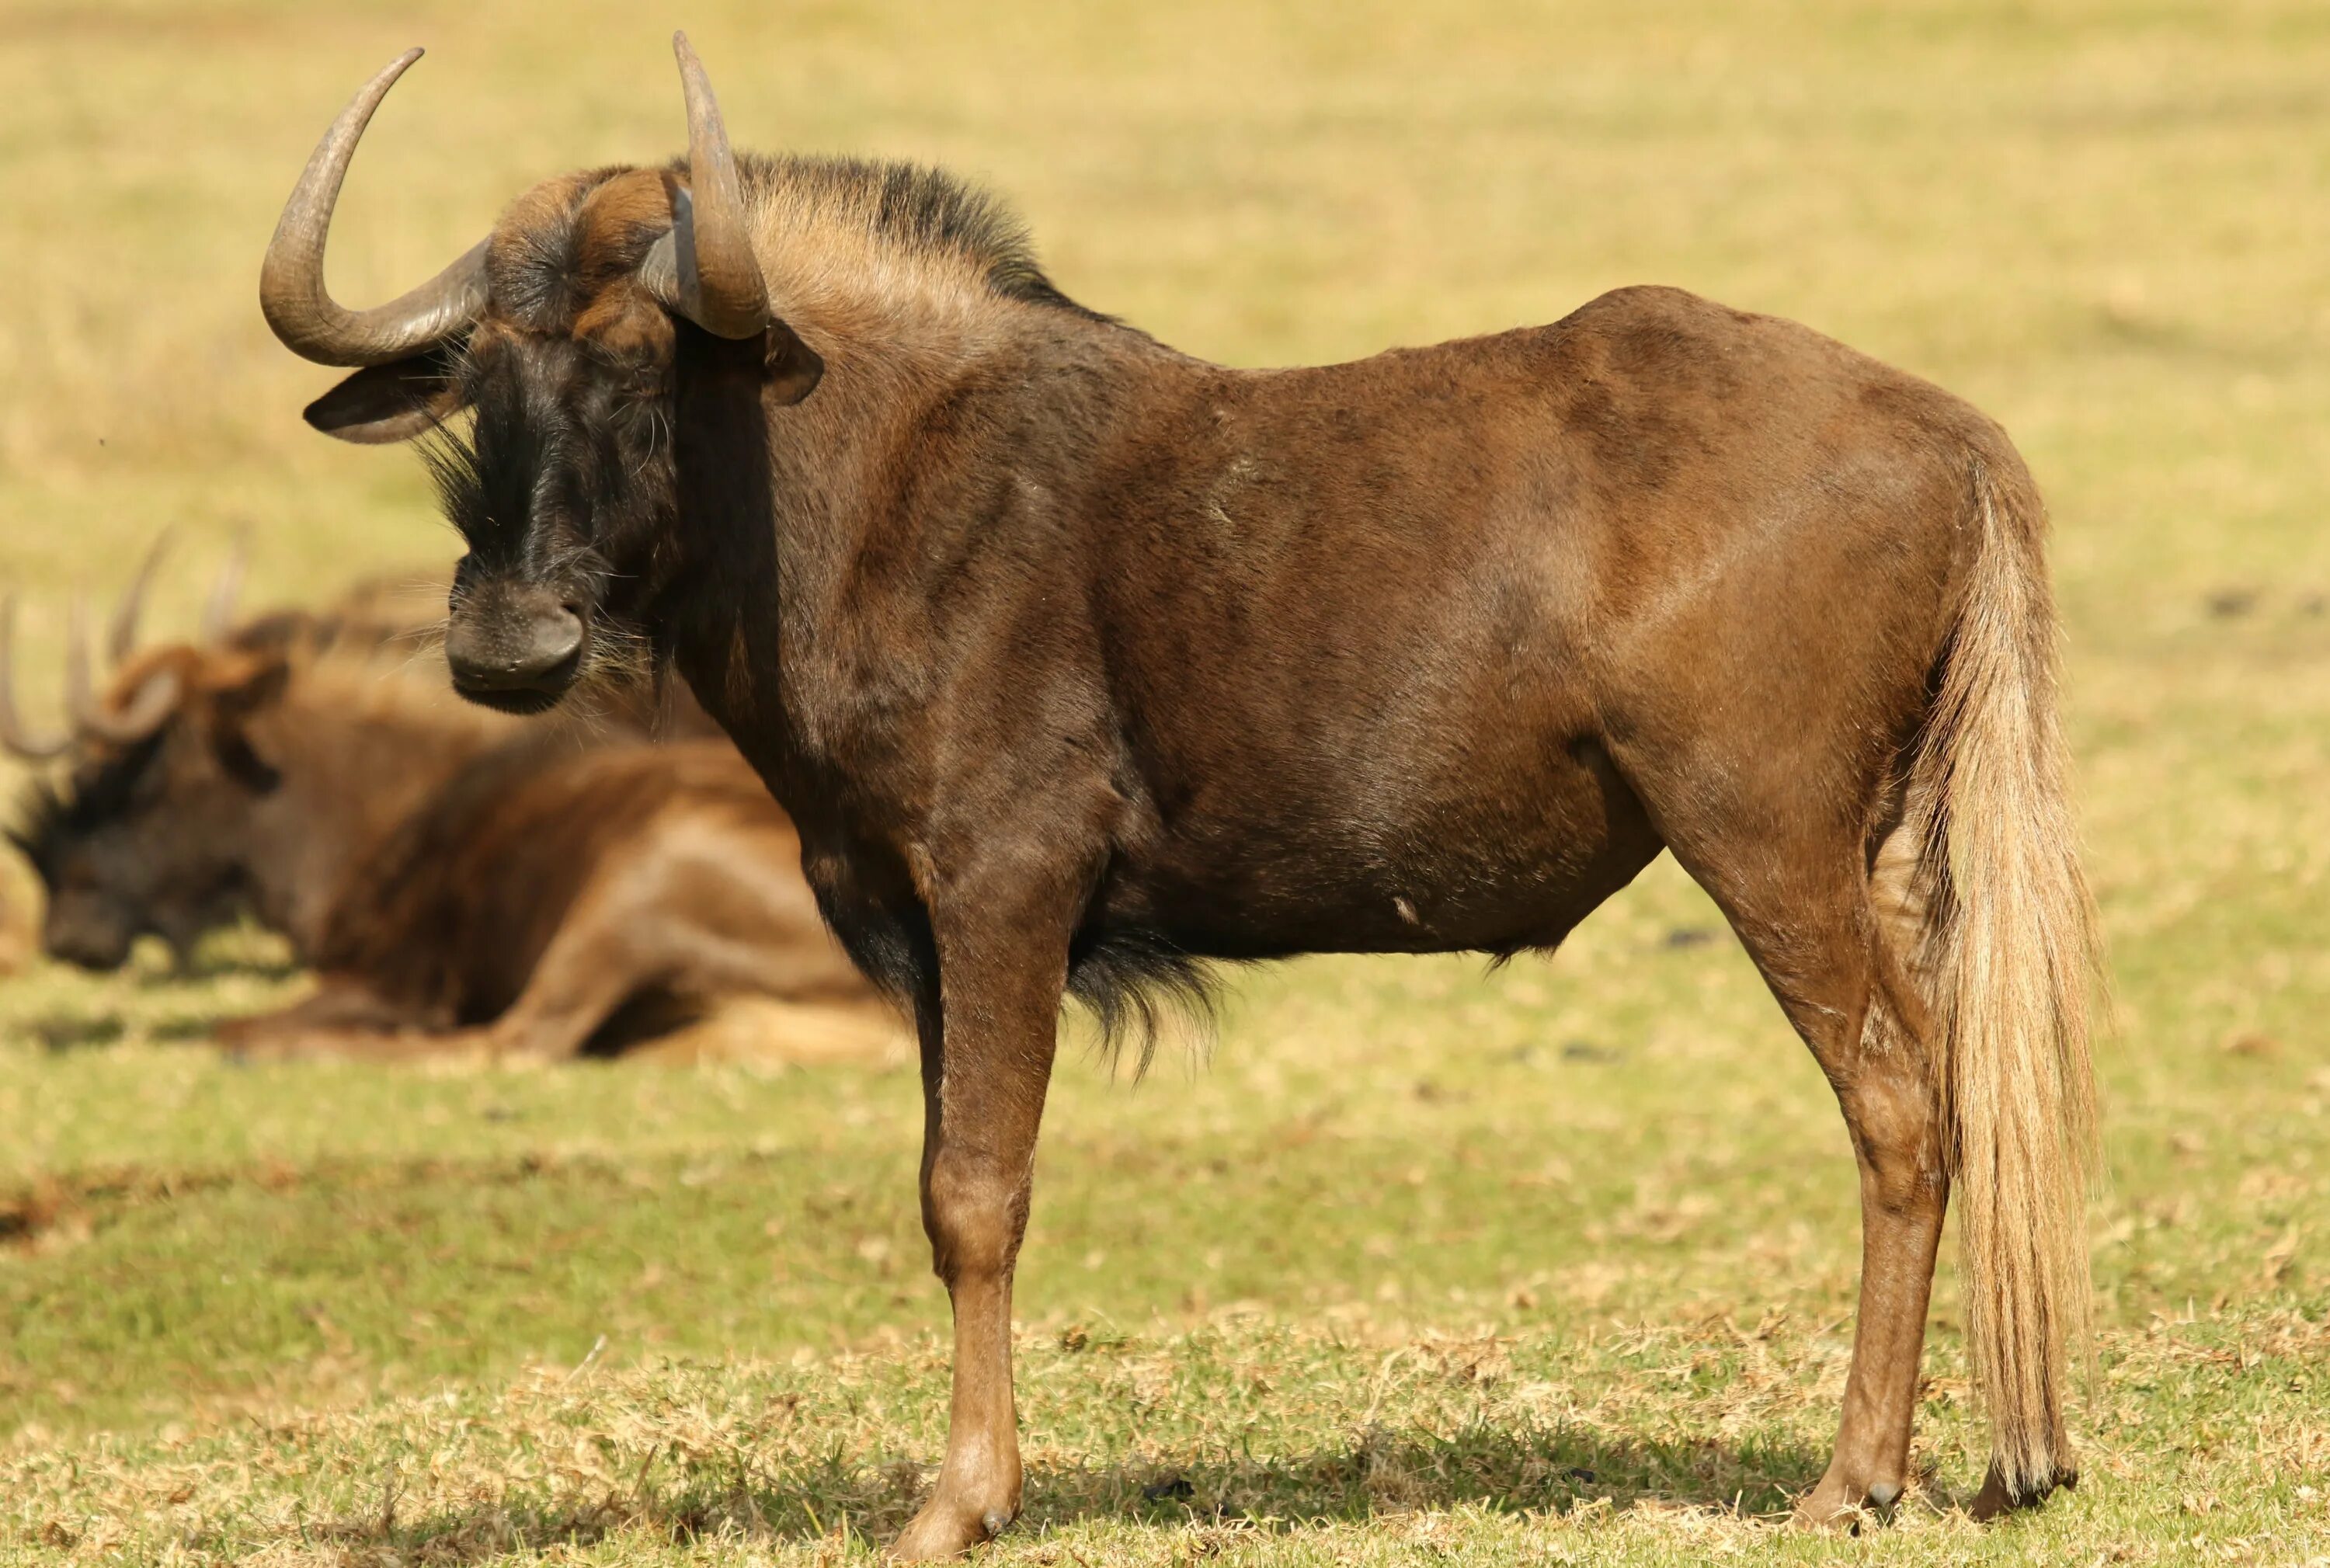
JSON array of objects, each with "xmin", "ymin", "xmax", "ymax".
[
  {"xmin": 660, "ymin": 282, "xmax": 1169, "ymax": 791},
  {"xmin": 646, "ymin": 154, "xmax": 1222, "ymax": 798}
]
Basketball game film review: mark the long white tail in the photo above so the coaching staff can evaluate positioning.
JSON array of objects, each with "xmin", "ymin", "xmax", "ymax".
[{"xmin": 1901, "ymin": 457, "xmax": 2098, "ymax": 1499}]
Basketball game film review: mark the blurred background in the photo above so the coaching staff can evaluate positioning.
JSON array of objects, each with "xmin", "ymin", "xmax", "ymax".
[{"xmin": 1, "ymin": 2, "xmax": 2325, "ymax": 1559}]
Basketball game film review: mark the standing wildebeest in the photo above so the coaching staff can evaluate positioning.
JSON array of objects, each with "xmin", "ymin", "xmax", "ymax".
[{"xmin": 261, "ymin": 39, "xmax": 2096, "ymax": 1555}]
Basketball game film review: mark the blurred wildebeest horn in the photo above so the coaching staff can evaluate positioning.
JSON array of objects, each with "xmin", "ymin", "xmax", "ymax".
[
  {"xmin": 640, "ymin": 33, "xmax": 774, "ymax": 340},
  {"xmin": 203, "ymin": 536, "xmax": 248, "ymax": 646},
  {"xmin": 106, "ymin": 530, "xmax": 172, "ymax": 666},
  {"xmin": 0, "ymin": 597, "xmax": 71, "ymax": 759},
  {"xmin": 66, "ymin": 598, "xmax": 182, "ymax": 746},
  {"xmin": 260, "ymin": 48, "xmax": 491, "ymax": 367}
]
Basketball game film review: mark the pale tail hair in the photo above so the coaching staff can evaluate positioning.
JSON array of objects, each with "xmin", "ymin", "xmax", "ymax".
[{"xmin": 1893, "ymin": 457, "xmax": 2099, "ymax": 1500}]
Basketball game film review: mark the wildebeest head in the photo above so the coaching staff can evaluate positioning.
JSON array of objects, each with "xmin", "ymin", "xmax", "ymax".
[
  {"xmin": 5, "ymin": 644, "xmax": 290, "ymax": 972},
  {"xmin": 1, "ymin": 542, "xmax": 294, "ymax": 969},
  {"xmin": 261, "ymin": 35, "xmax": 822, "ymax": 715}
]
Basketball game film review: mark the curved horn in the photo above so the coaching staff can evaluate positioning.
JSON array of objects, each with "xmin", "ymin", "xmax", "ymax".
[
  {"xmin": 202, "ymin": 535, "xmax": 249, "ymax": 646},
  {"xmin": 107, "ymin": 530, "xmax": 172, "ymax": 666},
  {"xmin": 640, "ymin": 33, "xmax": 772, "ymax": 339},
  {"xmin": 260, "ymin": 48, "xmax": 491, "ymax": 367},
  {"xmin": 0, "ymin": 598, "xmax": 71, "ymax": 760},
  {"xmin": 67, "ymin": 599, "xmax": 183, "ymax": 746}
]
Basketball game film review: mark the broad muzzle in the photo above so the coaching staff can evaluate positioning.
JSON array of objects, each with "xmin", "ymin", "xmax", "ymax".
[{"xmin": 444, "ymin": 583, "xmax": 586, "ymax": 711}]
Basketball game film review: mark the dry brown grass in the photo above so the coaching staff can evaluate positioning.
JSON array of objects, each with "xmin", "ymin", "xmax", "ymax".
[{"xmin": 5, "ymin": 1309, "xmax": 2325, "ymax": 1564}]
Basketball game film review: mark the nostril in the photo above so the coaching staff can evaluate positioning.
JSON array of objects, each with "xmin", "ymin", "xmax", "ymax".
[
  {"xmin": 534, "ymin": 611, "xmax": 584, "ymax": 661},
  {"xmin": 510, "ymin": 610, "xmax": 586, "ymax": 684},
  {"xmin": 441, "ymin": 583, "xmax": 592, "ymax": 701}
]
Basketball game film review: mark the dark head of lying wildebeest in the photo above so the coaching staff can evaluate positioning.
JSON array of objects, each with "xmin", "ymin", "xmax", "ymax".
[
  {"xmin": 2, "ymin": 545, "xmax": 266, "ymax": 968},
  {"xmin": 5, "ymin": 629, "xmax": 513, "ymax": 973},
  {"xmin": 9, "ymin": 656, "xmax": 280, "ymax": 971},
  {"xmin": 264, "ymin": 36, "xmax": 2098, "ymax": 1556}
]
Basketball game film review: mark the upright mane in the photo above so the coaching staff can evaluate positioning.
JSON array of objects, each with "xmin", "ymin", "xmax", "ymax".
[
  {"xmin": 478, "ymin": 153, "xmax": 1111, "ymax": 348},
  {"xmin": 739, "ymin": 155, "xmax": 1101, "ymax": 319}
]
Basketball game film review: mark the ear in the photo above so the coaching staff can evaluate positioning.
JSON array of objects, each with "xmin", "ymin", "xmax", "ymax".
[
  {"xmin": 206, "ymin": 652, "xmax": 292, "ymax": 718},
  {"xmin": 303, "ymin": 344, "xmax": 470, "ymax": 443},
  {"xmin": 200, "ymin": 653, "xmax": 292, "ymax": 792},
  {"xmin": 763, "ymin": 321, "xmax": 823, "ymax": 405}
]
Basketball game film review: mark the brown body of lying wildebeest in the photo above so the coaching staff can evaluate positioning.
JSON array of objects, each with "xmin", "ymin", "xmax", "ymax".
[
  {"xmin": 8, "ymin": 633, "xmax": 882, "ymax": 1059},
  {"xmin": 262, "ymin": 40, "xmax": 2096, "ymax": 1555}
]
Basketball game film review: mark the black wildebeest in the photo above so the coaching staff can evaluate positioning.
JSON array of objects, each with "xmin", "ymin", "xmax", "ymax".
[
  {"xmin": 5, "ymin": 607, "xmax": 883, "ymax": 1059},
  {"xmin": 261, "ymin": 38, "xmax": 2097, "ymax": 1556},
  {"xmin": 2, "ymin": 547, "xmax": 482, "ymax": 966}
]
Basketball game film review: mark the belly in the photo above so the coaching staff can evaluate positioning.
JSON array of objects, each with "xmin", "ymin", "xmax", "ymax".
[{"xmin": 1097, "ymin": 732, "xmax": 1664, "ymax": 959}]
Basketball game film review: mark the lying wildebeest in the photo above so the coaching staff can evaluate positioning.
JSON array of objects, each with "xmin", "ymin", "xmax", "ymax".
[
  {"xmin": 2, "ymin": 546, "xmax": 489, "ymax": 965},
  {"xmin": 262, "ymin": 38, "xmax": 2096, "ymax": 1554},
  {"xmin": 7, "ymin": 624, "xmax": 884, "ymax": 1058}
]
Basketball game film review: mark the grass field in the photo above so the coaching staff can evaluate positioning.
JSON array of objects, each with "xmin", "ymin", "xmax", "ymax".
[{"xmin": 3, "ymin": 0, "xmax": 2329, "ymax": 1562}]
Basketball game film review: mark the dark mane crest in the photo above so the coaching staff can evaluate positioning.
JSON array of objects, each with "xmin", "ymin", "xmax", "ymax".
[
  {"xmin": 481, "ymin": 155, "xmax": 1104, "ymax": 333},
  {"xmin": 736, "ymin": 154, "xmax": 1104, "ymax": 319}
]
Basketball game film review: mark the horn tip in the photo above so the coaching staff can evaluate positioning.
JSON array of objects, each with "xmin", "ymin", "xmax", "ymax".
[{"xmin": 370, "ymin": 47, "xmax": 425, "ymax": 89}]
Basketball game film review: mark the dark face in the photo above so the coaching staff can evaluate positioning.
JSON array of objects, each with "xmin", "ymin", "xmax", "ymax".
[
  {"xmin": 11, "ymin": 725, "xmax": 269, "ymax": 971},
  {"xmin": 270, "ymin": 46, "xmax": 818, "ymax": 722},
  {"xmin": 402, "ymin": 303, "xmax": 813, "ymax": 716},
  {"xmin": 433, "ymin": 308, "xmax": 683, "ymax": 714}
]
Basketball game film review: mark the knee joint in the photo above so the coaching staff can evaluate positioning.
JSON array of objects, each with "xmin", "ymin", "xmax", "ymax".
[{"xmin": 921, "ymin": 1153, "xmax": 1027, "ymax": 1281}]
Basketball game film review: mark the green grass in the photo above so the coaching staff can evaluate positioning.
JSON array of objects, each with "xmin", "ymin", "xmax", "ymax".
[{"xmin": 3, "ymin": 0, "xmax": 2329, "ymax": 1562}]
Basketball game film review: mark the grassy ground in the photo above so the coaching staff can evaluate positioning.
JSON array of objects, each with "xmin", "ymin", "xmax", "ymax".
[{"xmin": 2, "ymin": 0, "xmax": 2328, "ymax": 1562}]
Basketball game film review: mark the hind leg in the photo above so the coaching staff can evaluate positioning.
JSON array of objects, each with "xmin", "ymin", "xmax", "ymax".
[
  {"xmin": 1800, "ymin": 1010, "xmax": 1948, "ymax": 1521},
  {"xmin": 1662, "ymin": 826, "xmax": 1946, "ymax": 1521}
]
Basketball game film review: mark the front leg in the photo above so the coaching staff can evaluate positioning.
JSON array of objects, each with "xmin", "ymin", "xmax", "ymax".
[
  {"xmin": 890, "ymin": 875, "xmax": 1070, "ymax": 1561},
  {"xmin": 215, "ymin": 978, "xmax": 415, "ymax": 1055}
]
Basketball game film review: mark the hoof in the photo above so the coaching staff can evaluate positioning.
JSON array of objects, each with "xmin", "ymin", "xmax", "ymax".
[
  {"xmin": 889, "ymin": 1496, "xmax": 1014, "ymax": 1562},
  {"xmin": 1794, "ymin": 1471, "xmax": 1904, "ymax": 1528},
  {"xmin": 1970, "ymin": 1458, "xmax": 2076, "ymax": 1521}
]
